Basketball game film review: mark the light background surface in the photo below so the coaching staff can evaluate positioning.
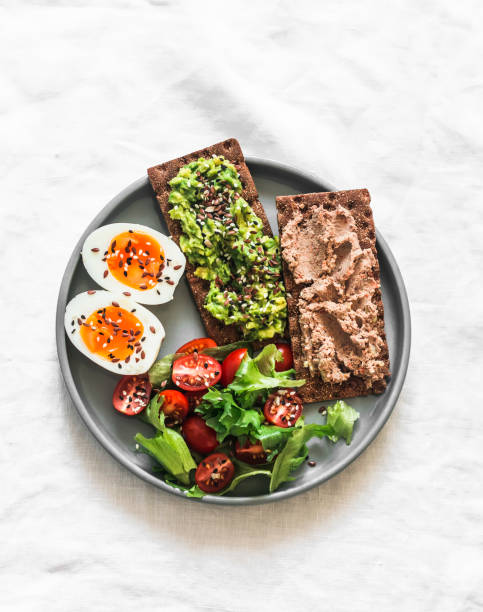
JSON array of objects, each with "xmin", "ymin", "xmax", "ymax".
[{"xmin": 1, "ymin": 1, "xmax": 482, "ymax": 610}]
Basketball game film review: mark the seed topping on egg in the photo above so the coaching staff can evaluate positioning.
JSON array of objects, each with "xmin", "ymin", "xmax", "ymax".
[
  {"xmin": 82, "ymin": 223, "xmax": 185, "ymax": 305},
  {"xmin": 90, "ymin": 230, "xmax": 166, "ymax": 291},
  {"xmin": 75, "ymin": 301, "xmax": 148, "ymax": 369}
]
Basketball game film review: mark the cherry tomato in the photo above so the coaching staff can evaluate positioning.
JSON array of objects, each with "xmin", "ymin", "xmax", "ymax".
[
  {"xmin": 112, "ymin": 375, "xmax": 152, "ymax": 416},
  {"xmin": 182, "ymin": 415, "xmax": 218, "ymax": 455},
  {"xmin": 221, "ymin": 348, "xmax": 248, "ymax": 387},
  {"xmin": 176, "ymin": 337, "xmax": 217, "ymax": 355},
  {"xmin": 274, "ymin": 343, "xmax": 294, "ymax": 372},
  {"xmin": 157, "ymin": 389, "xmax": 189, "ymax": 426},
  {"xmin": 264, "ymin": 389, "xmax": 303, "ymax": 428},
  {"xmin": 195, "ymin": 453, "xmax": 235, "ymax": 493},
  {"xmin": 172, "ymin": 353, "xmax": 222, "ymax": 392},
  {"xmin": 235, "ymin": 439, "xmax": 268, "ymax": 465},
  {"xmin": 185, "ymin": 389, "xmax": 208, "ymax": 413}
]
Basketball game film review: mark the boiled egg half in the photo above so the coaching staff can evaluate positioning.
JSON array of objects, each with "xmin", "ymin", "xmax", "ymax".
[
  {"xmin": 82, "ymin": 223, "xmax": 185, "ymax": 305},
  {"xmin": 65, "ymin": 290, "xmax": 165, "ymax": 375}
]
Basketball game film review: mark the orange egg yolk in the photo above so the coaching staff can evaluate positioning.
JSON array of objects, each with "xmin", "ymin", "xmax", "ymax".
[
  {"xmin": 80, "ymin": 305, "xmax": 145, "ymax": 363},
  {"xmin": 106, "ymin": 231, "xmax": 164, "ymax": 290}
]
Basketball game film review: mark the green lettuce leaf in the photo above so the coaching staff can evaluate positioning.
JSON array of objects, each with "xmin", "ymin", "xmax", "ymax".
[
  {"xmin": 269, "ymin": 424, "xmax": 308, "ymax": 492},
  {"xmin": 326, "ymin": 400, "xmax": 360, "ymax": 444},
  {"xmin": 143, "ymin": 393, "xmax": 166, "ymax": 431},
  {"xmin": 135, "ymin": 431, "xmax": 196, "ymax": 486},
  {"xmin": 219, "ymin": 469, "xmax": 271, "ymax": 495},
  {"xmin": 148, "ymin": 353, "xmax": 178, "ymax": 387},
  {"xmin": 252, "ymin": 423, "xmax": 298, "ymax": 459},
  {"xmin": 252, "ymin": 344, "xmax": 282, "ymax": 376},
  {"xmin": 227, "ymin": 344, "xmax": 305, "ymax": 409},
  {"xmin": 195, "ymin": 388, "xmax": 263, "ymax": 442},
  {"xmin": 269, "ymin": 405, "xmax": 359, "ymax": 492},
  {"xmin": 135, "ymin": 396, "xmax": 196, "ymax": 485}
]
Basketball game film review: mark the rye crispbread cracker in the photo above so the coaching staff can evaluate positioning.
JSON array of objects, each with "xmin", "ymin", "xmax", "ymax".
[
  {"xmin": 276, "ymin": 189, "xmax": 390, "ymax": 403},
  {"xmin": 147, "ymin": 138, "xmax": 278, "ymax": 345}
]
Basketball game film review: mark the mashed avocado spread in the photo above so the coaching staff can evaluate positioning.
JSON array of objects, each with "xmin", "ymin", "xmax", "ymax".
[{"xmin": 168, "ymin": 155, "xmax": 287, "ymax": 340}]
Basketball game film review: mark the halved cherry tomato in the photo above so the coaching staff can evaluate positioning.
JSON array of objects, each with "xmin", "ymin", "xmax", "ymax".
[
  {"xmin": 157, "ymin": 389, "xmax": 189, "ymax": 426},
  {"xmin": 176, "ymin": 337, "xmax": 217, "ymax": 355},
  {"xmin": 195, "ymin": 452, "xmax": 235, "ymax": 493},
  {"xmin": 112, "ymin": 375, "xmax": 152, "ymax": 416},
  {"xmin": 182, "ymin": 415, "xmax": 218, "ymax": 454},
  {"xmin": 274, "ymin": 343, "xmax": 294, "ymax": 372},
  {"xmin": 221, "ymin": 348, "xmax": 248, "ymax": 387},
  {"xmin": 185, "ymin": 389, "xmax": 208, "ymax": 413},
  {"xmin": 172, "ymin": 353, "xmax": 221, "ymax": 392},
  {"xmin": 235, "ymin": 439, "xmax": 268, "ymax": 465},
  {"xmin": 264, "ymin": 389, "xmax": 303, "ymax": 427}
]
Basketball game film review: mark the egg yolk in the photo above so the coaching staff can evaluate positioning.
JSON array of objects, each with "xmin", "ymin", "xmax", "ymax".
[
  {"xmin": 80, "ymin": 305, "xmax": 145, "ymax": 363},
  {"xmin": 106, "ymin": 231, "xmax": 164, "ymax": 290}
]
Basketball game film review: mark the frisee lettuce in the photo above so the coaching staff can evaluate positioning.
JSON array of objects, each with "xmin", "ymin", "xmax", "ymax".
[
  {"xmin": 228, "ymin": 344, "xmax": 304, "ymax": 409},
  {"xmin": 197, "ymin": 388, "xmax": 264, "ymax": 443}
]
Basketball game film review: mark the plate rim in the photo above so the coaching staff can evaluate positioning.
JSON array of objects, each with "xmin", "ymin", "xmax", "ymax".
[{"xmin": 56, "ymin": 156, "xmax": 411, "ymax": 506}]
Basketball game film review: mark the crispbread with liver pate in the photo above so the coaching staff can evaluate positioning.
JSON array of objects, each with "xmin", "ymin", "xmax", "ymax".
[
  {"xmin": 276, "ymin": 189, "xmax": 390, "ymax": 403},
  {"xmin": 147, "ymin": 138, "xmax": 278, "ymax": 345}
]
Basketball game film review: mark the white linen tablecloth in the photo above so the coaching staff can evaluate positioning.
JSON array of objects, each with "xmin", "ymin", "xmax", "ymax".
[{"xmin": 1, "ymin": 1, "xmax": 482, "ymax": 610}]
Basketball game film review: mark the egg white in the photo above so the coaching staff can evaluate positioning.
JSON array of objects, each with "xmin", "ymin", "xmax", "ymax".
[
  {"xmin": 82, "ymin": 223, "xmax": 186, "ymax": 305},
  {"xmin": 64, "ymin": 290, "xmax": 165, "ymax": 375}
]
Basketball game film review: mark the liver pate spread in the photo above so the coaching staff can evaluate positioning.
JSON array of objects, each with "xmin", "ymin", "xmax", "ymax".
[{"xmin": 281, "ymin": 204, "xmax": 387, "ymax": 387}]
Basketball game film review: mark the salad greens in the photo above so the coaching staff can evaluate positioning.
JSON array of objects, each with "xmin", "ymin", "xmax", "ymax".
[
  {"xmin": 269, "ymin": 402, "xmax": 360, "ymax": 492},
  {"xmin": 196, "ymin": 388, "xmax": 263, "ymax": 443},
  {"xmin": 227, "ymin": 344, "xmax": 304, "ymax": 409},
  {"xmin": 135, "ymin": 395, "xmax": 196, "ymax": 486},
  {"xmin": 326, "ymin": 400, "xmax": 360, "ymax": 444},
  {"xmin": 195, "ymin": 345, "xmax": 304, "ymax": 447},
  {"xmin": 137, "ymin": 342, "xmax": 360, "ymax": 499}
]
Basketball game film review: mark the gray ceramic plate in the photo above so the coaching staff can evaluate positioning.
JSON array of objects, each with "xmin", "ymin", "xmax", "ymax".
[{"xmin": 56, "ymin": 157, "xmax": 410, "ymax": 505}]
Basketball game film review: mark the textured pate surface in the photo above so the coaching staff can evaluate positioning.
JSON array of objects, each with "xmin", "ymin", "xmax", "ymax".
[{"xmin": 277, "ymin": 189, "xmax": 390, "ymax": 403}]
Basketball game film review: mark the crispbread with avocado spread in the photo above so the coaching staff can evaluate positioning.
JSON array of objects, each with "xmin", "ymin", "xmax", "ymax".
[
  {"xmin": 148, "ymin": 138, "xmax": 287, "ymax": 345},
  {"xmin": 276, "ymin": 189, "xmax": 390, "ymax": 403}
]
